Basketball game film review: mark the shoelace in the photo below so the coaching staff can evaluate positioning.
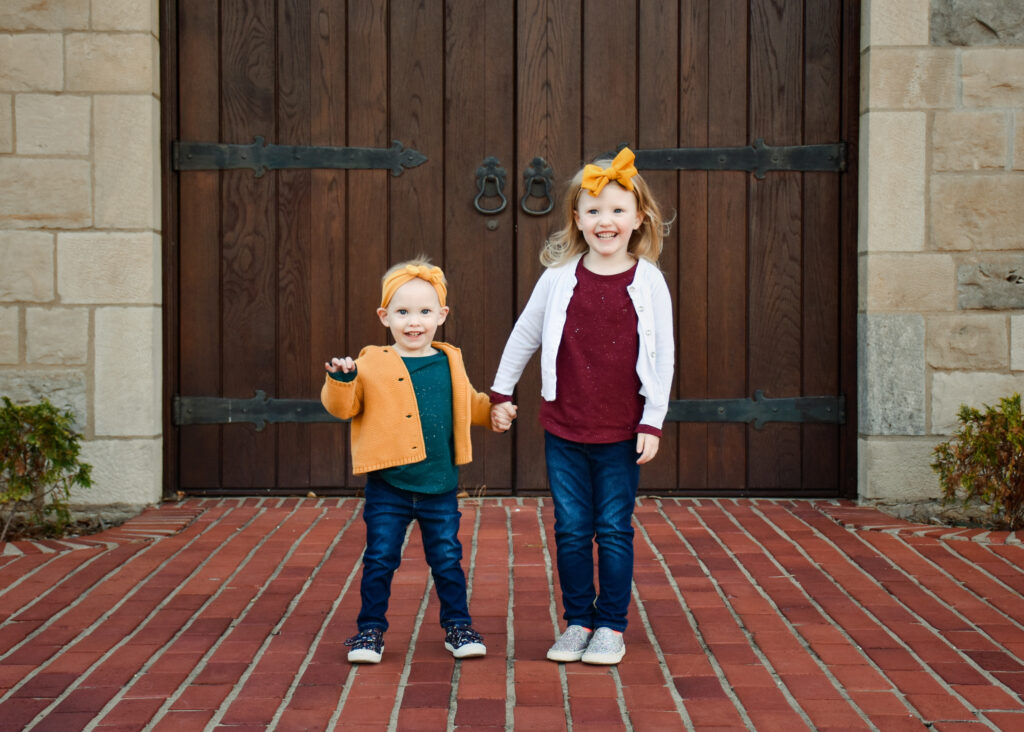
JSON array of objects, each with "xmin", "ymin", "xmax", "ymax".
[
  {"xmin": 447, "ymin": 625, "xmax": 483, "ymax": 645},
  {"xmin": 345, "ymin": 629, "xmax": 382, "ymax": 648}
]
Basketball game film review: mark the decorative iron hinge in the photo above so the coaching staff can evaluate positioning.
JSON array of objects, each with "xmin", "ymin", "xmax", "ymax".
[
  {"xmin": 631, "ymin": 139, "xmax": 846, "ymax": 178},
  {"xmin": 172, "ymin": 137, "xmax": 427, "ymax": 177},
  {"xmin": 174, "ymin": 390, "xmax": 844, "ymax": 430},
  {"xmin": 666, "ymin": 391, "xmax": 845, "ymax": 429}
]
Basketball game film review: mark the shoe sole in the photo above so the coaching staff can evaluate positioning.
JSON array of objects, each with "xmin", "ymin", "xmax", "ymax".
[
  {"xmin": 347, "ymin": 648, "xmax": 383, "ymax": 663},
  {"xmin": 581, "ymin": 647, "xmax": 625, "ymax": 665},
  {"xmin": 446, "ymin": 641, "xmax": 486, "ymax": 658}
]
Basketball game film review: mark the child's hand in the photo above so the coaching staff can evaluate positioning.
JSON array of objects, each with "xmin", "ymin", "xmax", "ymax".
[
  {"xmin": 325, "ymin": 356, "xmax": 356, "ymax": 374},
  {"xmin": 636, "ymin": 433, "xmax": 660, "ymax": 464},
  {"xmin": 490, "ymin": 402, "xmax": 517, "ymax": 432}
]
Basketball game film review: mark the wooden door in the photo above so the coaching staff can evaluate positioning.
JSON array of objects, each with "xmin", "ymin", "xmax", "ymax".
[{"xmin": 163, "ymin": 0, "xmax": 859, "ymax": 497}]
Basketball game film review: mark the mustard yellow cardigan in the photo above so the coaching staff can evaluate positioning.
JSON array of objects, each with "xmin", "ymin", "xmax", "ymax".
[{"xmin": 321, "ymin": 342, "xmax": 494, "ymax": 474}]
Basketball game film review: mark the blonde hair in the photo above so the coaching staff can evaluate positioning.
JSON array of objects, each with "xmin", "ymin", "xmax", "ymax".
[{"xmin": 540, "ymin": 154, "xmax": 671, "ymax": 268}]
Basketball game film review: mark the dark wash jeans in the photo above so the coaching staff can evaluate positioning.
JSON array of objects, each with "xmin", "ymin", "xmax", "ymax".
[
  {"xmin": 357, "ymin": 475, "xmax": 471, "ymax": 632},
  {"xmin": 545, "ymin": 431, "xmax": 641, "ymax": 633}
]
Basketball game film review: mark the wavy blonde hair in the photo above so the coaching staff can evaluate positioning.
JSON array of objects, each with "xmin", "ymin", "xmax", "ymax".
[{"xmin": 540, "ymin": 154, "xmax": 671, "ymax": 268}]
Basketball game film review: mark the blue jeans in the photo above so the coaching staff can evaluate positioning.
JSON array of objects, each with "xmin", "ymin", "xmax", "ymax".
[
  {"xmin": 545, "ymin": 431, "xmax": 640, "ymax": 632},
  {"xmin": 357, "ymin": 476, "xmax": 471, "ymax": 632}
]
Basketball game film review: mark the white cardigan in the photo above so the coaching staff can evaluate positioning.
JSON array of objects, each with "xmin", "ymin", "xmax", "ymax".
[{"xmin": 491, "ymin": 254, "xmax": 675, "ymax": 431}]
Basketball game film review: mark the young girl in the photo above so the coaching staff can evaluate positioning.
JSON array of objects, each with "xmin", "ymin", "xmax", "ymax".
[{"xmin": 490, "ymin": 147, "xmax": 674, "ymax": 665}]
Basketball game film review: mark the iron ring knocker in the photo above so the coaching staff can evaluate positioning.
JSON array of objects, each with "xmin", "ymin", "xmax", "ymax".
[
  {"xmin": 520, "ymin": 157, "xmax": 555, "ymax": 215},
  {"xmin": 473, "ymin": 157, "xmax": 507, "ymax": 215}
]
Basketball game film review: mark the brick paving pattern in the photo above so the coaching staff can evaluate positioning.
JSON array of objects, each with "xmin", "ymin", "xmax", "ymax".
[{"xmin": 1, "ymin": 497, "xmax": 1022, "ymax": 731}]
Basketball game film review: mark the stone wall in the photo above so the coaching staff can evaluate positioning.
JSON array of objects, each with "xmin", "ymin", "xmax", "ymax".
[
  {"xmin": 0, "ymin": 1, "xmax": 162, "ymax": 512},
  {"xmin": 859, "ymin": 0, "xmax": 1024, "ymax": 502}
]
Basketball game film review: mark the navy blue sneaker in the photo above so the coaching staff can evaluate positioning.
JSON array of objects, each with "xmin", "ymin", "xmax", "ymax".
[
  {"xmin": 345, "ymin": 628, "xmax": 384, "ymax": 663},
  {"xmin": 444, "ymin": 624, "xmax": 486, "ymax": 658}
]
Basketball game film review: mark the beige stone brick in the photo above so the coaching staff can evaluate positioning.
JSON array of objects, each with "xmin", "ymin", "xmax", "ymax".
[
  {"xmin": 93, "ymin": 0, "xmax": 159, "ymax": 34},
  {"xmin": 858, "ymin": 436, "xmax": 944, "ymax": 502},
  {"xmin": 0, "ymin": 370, "xmax": 87, "ymax": 427},
  {"xmin": 931, "ymin": 175, "xmax": 1024, "ymax": 251},
  {"xmin": 74, "ymin": 438, "xmax": 162, "ymax": 506},
  {"xmin": 0, "ymin": 1, "xmax": 89, "ymax": 31},
  {"xmin": 65, "ymin": 33, "xmax": 155, "ymax": 93},
  {"xmin": 927, "ymin": 314, "xmax": 1008, "ymax": 370},
  {"xmin": 94, "ymin": 95, "xmax": 160, "ymax": 229},
  {"xmin": 57, "ymin": 232, "xmax": 160, "ymax": 304},
  {"xmin": 0, "ymin": 307, "xmax": 18, "ymax": 364},
  {"xmin": 932, "ymin": 111, "xmax": 1007, "ymax": 172},
  {"xmin": 0, "ymin": 231, "xmax": 54, "ymax": 302},
  {"xmin": 94, "ymin": 307, "xmax": 161, "ymax": 436},
  {"xmin": 0, "ymin": 158, "xmax": 91, "ymax": 228},
  {"xmin": 932, "ymin": 371, "xmax": 1024, "ymax": 434},
  {"xmin": 859, "ymin": 112, "xmax": 926, "ymax": 252},
  {"xmin": 26, "ymin": 307, "xmax": 89, "ymax": 365},
  {"xmin": 864, "ymin": 253, "xmax": 956, "ymax": 311},
  {"xmin": 962, "ymin": 49, "xmax": 1024, "ymax": 108},
  {"xmin": 863, "ymin": 48, "xmax": 957, "ymax": 110},
  {"xmin": 1012, "ymin": 315, "xmax": 1024, "ymax": 371},
  {"xmin": 16, "ymin": 94, "xmax": 91, "ymax": 155},
  {"xmin": 0, "ymin": 93, "xmax": 11, "ymax": 152},
  {"xmin": 0, "ymin": 34, "xmax": 62, "ymax": 92},
  {"xmin": 1015, "ymin": 116, "xmax": 1024, "ymax": 171},
  {"xmin": 862, "ymin": 0, "xmax": 930, "ymax": 48}
]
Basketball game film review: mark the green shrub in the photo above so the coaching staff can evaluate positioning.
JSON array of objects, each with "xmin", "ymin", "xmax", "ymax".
[
  {"xmin": 931, "ymin": 393, "xmax": 1024, "ymax": 530},
  {"xmin": 0, "ymin": 397, "xmax": 93, "ymax": 542}
]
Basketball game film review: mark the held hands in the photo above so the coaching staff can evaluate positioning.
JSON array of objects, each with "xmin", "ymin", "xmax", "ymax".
[
  {"xmin": 325, "ymin": 356, "xmax": 356, "ymax": 374},
  {"xmin": 636, "ymin": 433, "xmax": 660, "ymax": 464},
  {"xmin": 490, "ymin": 402, "xmax": 518, "ymax": 432}
]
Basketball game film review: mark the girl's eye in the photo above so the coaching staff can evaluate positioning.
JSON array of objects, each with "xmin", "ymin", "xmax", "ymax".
[
  {"xmin": 614, "ymin": 208, "xmax": 624, "ymax": 213},
  {"xmin": 397, "ymin": 309, "xmax": 407, "ymax": 315}
]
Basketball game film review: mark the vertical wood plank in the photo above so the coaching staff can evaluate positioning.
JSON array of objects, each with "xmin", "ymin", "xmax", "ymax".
[
  {"xmin": 748, "ymin": 0, "xmax": 803, "ymax": 490},
  {"xmin": 220, "ymin": 0, "xmax": 278, "ymax": 489},
  {"xmin": 515, "ymin": 0, "xmax": 582, "ymax": 492},
  {"xmin": 445, "ymin": 0, "xmax": 515, "ymax": 494},
  {"xmin": 705, "ymin": 0, "xmax": 748, "ymax": 490},
  {"xmin": 582, "ymin": 0, "xmax": 637, "ymax": 154},
  {"xmin": 177, "ymin": 0, "xmax": 222, "ymax": 490}
]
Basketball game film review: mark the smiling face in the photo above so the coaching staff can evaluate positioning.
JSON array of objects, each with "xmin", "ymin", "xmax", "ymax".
[
  {"xmin": 376, "ymin": 277, "xmax": 449, "ymax": 357},
  {"xmin": 574, "ymin": 182, "xmax": 644, "ymax": 271}
]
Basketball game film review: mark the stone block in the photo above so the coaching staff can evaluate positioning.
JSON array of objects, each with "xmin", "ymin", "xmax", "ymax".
[
  {"xmin": 0, "ymin": 158, "xmax": 91, "ymax": 228},
  {"xmin": 862, "ymin": 48, "xmax": 957, "ymax": 110},
  {"xmin": 57, "ymin": 232, "xmax": 160, "ymax": 304},
  {"xmin": 73, "ymin": 438, "xmax": 162, "ymax": 507},
  {"xmin": 1012, "ymin": 315, "xmax": 1024, "ymax": 370},
  {"xmin": 863, "ymin": 253, "xmax": 956, "ymax": 311},
  {"xmin": 93, "ymin": 0, "xmax": 159, "ymax": 34},
  {"xmin": 858, "ymin": 436, "xmax": 944, "ymax": 502},
  {"xmin": 65, "ymin": 33, "xmax": 155, "ymax": 93},
  {"xmin": 0, "ymin": 231, "xmax": 54, "ymax": 302},
  {"xmin": 958, "ymin": 258, "xmax": 1024, "ymax": 309},
  {"xmin": 932, "ymin": 371, "xmax": 1024, "ymax": 434},
  {"xmin": 94, "ymin": 307, "xmax": 161, "ymax": 436},
  {"xmin": 0, "ymin": 1, "xmax": 89, "ymax": 31},
  {"xmin": 0, "ymin": 307, "xmax": 18, "ymax": 364},
  {"xmin": 858, "ymin": 313, "xmax": 927, "ymax": 435},
  {"xmin": 0, "ymin": 370, "xmax": 88, "ymax": 429},
  {"xmin": 932, "ymin": 176, "xmax": 1024, "ymax": 251},
  {"xmin": 0, "ymin": 34, "xmax": 62, "ymax": 92},
  {"xmin": 931, "ymin": 111, "xmax": 1007, "ymax": 171},
  {"xmin": 926, "ymin": 313, "xmax": 1008, "ymax": 370},
  {"xmin": 859, "ymin": 112, "xmax": 926, "ymax": 252},
  {"xmin": 94, "ymin": 95, "xmax": 160, "ymax": 229},
  {"xmin": 864, "ymin": 0, "xmax": 930, "ymax": 48},
  {"xmin": 931, "ymin": 0, "xmax": 1024, "ymax": 45},
  {"xmin": 16, "ymin": 94, "xmax": 91, "ymax": 155},
  {"xmin": 26, "ymin": 307, "xmax": 89, "ymax": 365},
  {"xmin": 1015, "ymin": 116, "xmax": 1024, "ymax": 170},
  {"xmin": 0, "ymin": 93, "xmax": 11, "ymax": 152},
  {"xmin": 962, "ymin": 49, "xmax": 1024, "ymax": 107}
]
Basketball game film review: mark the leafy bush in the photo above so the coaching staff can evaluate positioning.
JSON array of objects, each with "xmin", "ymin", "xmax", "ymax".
[
  {"xmin": 931, "ymin": 393, "xmax": 1024, "ymax": 530},
  {"xmin": 0, "ymin": 397, "xmax": 93, "ymax": 542}
]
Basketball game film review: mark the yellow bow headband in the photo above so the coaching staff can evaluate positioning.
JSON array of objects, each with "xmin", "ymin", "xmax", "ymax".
[
  {"xmin": 380, "ymin": 264, "xmax": 448, "ymax": 309},
  {"xmin": 580, "ymin": 147, "xmax": 638, "ymax": 197}
]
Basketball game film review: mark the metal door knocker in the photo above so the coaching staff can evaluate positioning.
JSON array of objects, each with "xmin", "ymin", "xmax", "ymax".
[
  {"xmin": 473, "ymin": 157, "xmax": 508, "ymax": 214},
  {"xmin": 520, "ymin": 157, "xmax": 555, "ymax": 215}
]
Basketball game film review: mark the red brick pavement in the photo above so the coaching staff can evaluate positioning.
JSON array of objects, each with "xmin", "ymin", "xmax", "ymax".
[{"xmin": 1, "ymin": 497, "xmax": 1022, "ymax": 731}]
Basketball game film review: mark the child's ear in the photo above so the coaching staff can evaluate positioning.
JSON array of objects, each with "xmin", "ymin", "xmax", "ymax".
[
  {"xmin": 376, "ymin": 307, "xmax": 389, "ymax": 325},
  {"xmin": 438, "ymin": 306, "xmax": 450, "ymax": 324}
]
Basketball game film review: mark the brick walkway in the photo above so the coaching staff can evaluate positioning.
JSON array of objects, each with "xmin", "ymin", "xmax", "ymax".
[{"xmin": 1, "ymin": 497, "xmax": 1023, "ymax": 731}]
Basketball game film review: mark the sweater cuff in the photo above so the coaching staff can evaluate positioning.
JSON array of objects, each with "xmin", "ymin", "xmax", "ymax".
[
  {"xmin": 637, "ymin": 424, "xmax": 662, "ymax": 438},
  {"xmin": 490, "ymin": 391, "xmax": 513, "ymax": 404},
  {"xmin": 328, "ymin": 368, "xmax": 357, "ymax": 383}
]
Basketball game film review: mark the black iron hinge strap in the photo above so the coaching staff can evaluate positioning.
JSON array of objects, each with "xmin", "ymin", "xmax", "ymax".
[{"xmin": 630, "ymin": 139, "xmax": 846, "ymax": 178}]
